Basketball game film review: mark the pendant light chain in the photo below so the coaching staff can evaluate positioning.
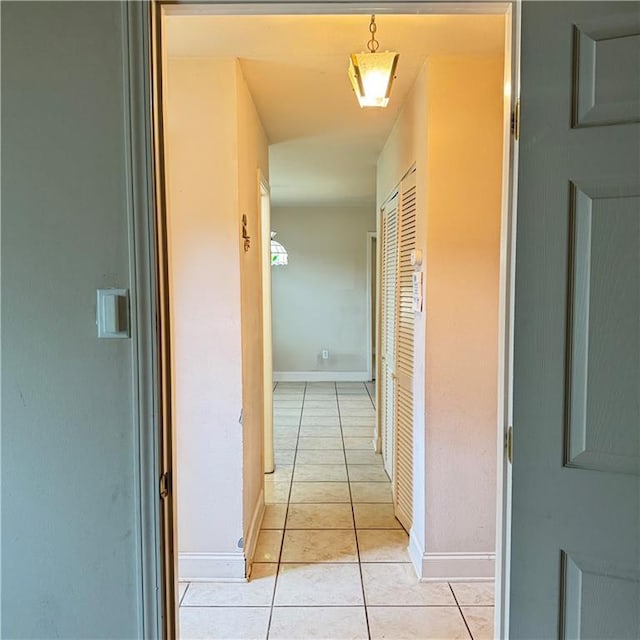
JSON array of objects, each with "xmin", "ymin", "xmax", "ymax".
[{"xmin": 367, "ymin": 15, "xmax": 379, "ymax": 53}]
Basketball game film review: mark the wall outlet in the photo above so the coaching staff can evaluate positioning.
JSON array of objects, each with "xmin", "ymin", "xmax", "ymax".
[{"xmin": 321, "ymin": 349, "xmax": 329, "ymax": 360}]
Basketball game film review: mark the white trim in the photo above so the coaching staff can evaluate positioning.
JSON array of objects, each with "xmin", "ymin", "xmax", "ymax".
[
  {"xmin": 408, "ymin": 528, "xmax": 425, "ymax": 577},
  {"xmin": 165, "ymin": 2, "xmax": 512, "ymax": 18},
  {"xmin": 274, "ymin": 371, "xmax": 370, "ymax": 382},
  {"xmin": 375, "ymin": 203, "xmax": 384, "ymax": 455},
  {"xmin": 495, "ymin": 4, "xmax": 520, "ymax": 638},
  {"xmin": 178, "ymin": 553, "xmax": 248, "ymax": 582},
  {"xmin": 123, "ymin": 3, "xmax": 162, "ymax": 637},
  {"xmin": 419, "ymin": 552, "xmax": 496, "ymax": 582},
  {"xmin": 244, "ymin": 489, "xmax": 265, "ymax": 571},
  {"xmin": 259, "ymin": 172, "xmax": 274, "ymax": 474},
  {"xmin": 365, "ymin": 231, "xmax": 377, "ymax": 383}
]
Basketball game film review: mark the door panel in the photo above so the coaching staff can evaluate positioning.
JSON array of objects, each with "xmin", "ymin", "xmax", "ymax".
[
  {"xmin": 573, "ymin": 13, "xmax": 640, "ymax": 127},
  {"xmin": 511, "ymin": 2, "xmax": 640, "ymax": 637},
  {"xmin": 566, "ymin": 183, "xmax": 639, "ymax": 476},
  {"xmin": 562, "ymin": 552, "xmax": 640, "ymax": 640},
  {"xmin": 394, "ymin": 169, "xmax": 417, "ymax": 531},
  {"xmin": 380, "ymin": 193, "xmax": 399, "ymax": 479}
]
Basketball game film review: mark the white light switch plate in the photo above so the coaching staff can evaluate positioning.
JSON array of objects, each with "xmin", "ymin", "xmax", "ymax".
[{"xmin": 97, "ymin": 288, "xmax": 130, "ymax": 338}]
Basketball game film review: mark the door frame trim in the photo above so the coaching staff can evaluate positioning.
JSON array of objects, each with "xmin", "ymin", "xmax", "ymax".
[
  {"xmin": 140, "ymin": 2, "xmax": 520, "ymax": 637},
  {"xmin": 494, "ymin": 2, "xmax": 520, "ymax": 638},
  {"xmin": 365, "ymin": 230, "xmax": 378, "ymax": 383},
  {"xmin": 122, "ymin": 2, "xmax": 166, "ymax": 637},
  {"xmin": 259, "ymin": 170, "xmax": 275, "ymax": 475}
]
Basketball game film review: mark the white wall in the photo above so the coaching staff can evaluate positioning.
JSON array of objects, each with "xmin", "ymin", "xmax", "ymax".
[
  {"xmin": 424, "ymin": 55, "xmax": 503, "ymax": 567},
  {"xmin": 166, "ymin": 57, "xmax": 244, "ymax": 578},
  {"xmin": 271, "ymin": 206, "xmax": 377, "ymax": 380},
  {"xmin": 377, "ymin": 53, "xmax": 504, "ymax": 580},
  {"xmin": 2, "ymin": 3, "xmax": 145, "ymax": 636},
  {"xmin": 165, "ymin": 56, "xmax": 268, "ymax": 580}
]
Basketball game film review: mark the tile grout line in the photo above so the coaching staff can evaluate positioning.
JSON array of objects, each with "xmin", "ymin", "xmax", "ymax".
[
  {"xmin": 336, "ymin": 381, "xmax": 372, "ymax": 640},
  {"xmin": 266, "ymin": 381, "xmax": 308, "ymax": 639},
  {"xmin": 363, "ymin": 381, "xmax": 376, "ymax": 410},
  {"xmin": 448, "ymin": 582, "xmax": 474, "ymax": 640},
  {"xmin": 179, "ymin": 582, "xmax": 190, "ymax": 607}
]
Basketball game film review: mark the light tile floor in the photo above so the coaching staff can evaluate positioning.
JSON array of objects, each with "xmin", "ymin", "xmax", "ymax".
[{"xmin": 179, "ymin": 381, "xmax": 494, "ymax": 639}]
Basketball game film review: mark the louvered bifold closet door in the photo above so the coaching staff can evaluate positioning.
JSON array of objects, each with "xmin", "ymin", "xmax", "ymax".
[
  {"xmin": 379, "ymin": 193, "xmax": 399, "ymax": 479},
  {"xmin": 394, "ymin": 169, "xmax": 417, "ymax": 531}
]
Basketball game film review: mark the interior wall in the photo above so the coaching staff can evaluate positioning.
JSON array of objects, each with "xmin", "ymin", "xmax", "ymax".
[
  {"xmin": 271, "ymin": 206, "xmax": 377, "ymax": 379},
  {"xmin": 376, "ymin": 63, "xmax": 428, "ymax": 207},
  {"xmin": 165, "ymin": 57, "xmax": 245, "ymax": 578},
  {"xmin": 377, "ymin": 52, "xmax": 503, "ymax": 579},
  {"xmin": 423, "ymin": 55, "xmax": 504, "ymax": 571},
  {"xmin": 236, "ymin": 60, "xmax": 269, "ymax": 554},
  {"xmin": 165, "ymin": 55, "xmax": 269, "ymax": 579},
  {"xmin": 2, "ymin": 2, "xmax": 142, "ymax": 636}
]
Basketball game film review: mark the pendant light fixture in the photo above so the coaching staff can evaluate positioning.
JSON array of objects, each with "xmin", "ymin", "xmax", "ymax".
[{"xmin": 348, "ymin": 15, "xmax": 399, "ymax": 108}]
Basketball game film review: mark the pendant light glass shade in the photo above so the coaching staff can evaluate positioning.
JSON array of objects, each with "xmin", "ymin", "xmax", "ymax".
[
  {"xmin": 348, "ymin": 51, "xmax": 399, "ymax": 108},
  {"xmin": 348, "ymin": 15, "xmax": 398, "ymax": 108},
  {"xmin": 270, "ymin": 232, "xmax": 288, "ymax": 266}
]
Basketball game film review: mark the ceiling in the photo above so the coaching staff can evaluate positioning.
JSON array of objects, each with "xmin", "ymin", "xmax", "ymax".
[{"xmin": 165, "ymin": 14, "xmax": 505, "ymax": 208}]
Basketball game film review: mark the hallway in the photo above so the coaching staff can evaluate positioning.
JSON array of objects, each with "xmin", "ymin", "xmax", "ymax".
[{"xmin": 178, "ymin": 382, "xmax": 494, "ymax": 639}]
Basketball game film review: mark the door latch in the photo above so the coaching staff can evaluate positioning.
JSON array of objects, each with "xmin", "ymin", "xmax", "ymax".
[
  {"xmin": 511, "ymin": 99, "xmax": 521, "ymax": 141},
  {"xmin": 506, "ymin": 426, "xmax": 513, "ymax": 464}
]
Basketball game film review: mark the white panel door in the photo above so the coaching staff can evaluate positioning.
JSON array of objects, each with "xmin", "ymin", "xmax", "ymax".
[
  {"xmin": 511, "ymin": 2, "xmax": 639, "ymax": 637},
  {"xmin": 380, "ymin": 192, "xmax": 399, "ymax": 479},
  {"xmin": 394, "ymin": 169, "xmax": 417, "ymax": 531}
]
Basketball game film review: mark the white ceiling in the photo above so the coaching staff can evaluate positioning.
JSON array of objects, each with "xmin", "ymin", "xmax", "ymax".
[{"xmin": 165, "ymin": 14, "xmax": 504, "ymax": 207}]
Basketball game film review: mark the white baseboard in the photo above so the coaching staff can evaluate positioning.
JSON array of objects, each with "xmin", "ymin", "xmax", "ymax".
[
  {"xmin": 273, "ymin": 371, "xmax": 370, "ymax": 382},
  {"xmin": 408, "ymin": 530, "xmax": 425, "ymax": 577},
  {"xmin": 419, "ymin": 552, "xmax": 495, "ymax": 582},
  {"xmin": 178, "ymin": 552, "xmax": 247, "ymax": 582},
  {"xmin": 179, "ymin": 493, "xmax": 265, "ymax": 582},
  {"xmin": 244, "ymin": 489, "xmax": 265, "ymax": 572}
]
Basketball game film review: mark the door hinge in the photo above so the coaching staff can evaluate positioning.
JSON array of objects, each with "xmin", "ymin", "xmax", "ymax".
[
  {"xmin": 511, "ymin": 99, "xmax": 521, "ymax": 141},
  {"xmin": 506, "ymin": 426, "xmax": 513, "ymax": 465},
  {"xmin": 159, "ymin": 471, "xmax": 172, "ymax": 500}
]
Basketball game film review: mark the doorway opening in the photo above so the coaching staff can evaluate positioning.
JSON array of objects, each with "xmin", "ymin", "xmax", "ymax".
[{"xmin": 153, "ymin": 4, "xmax": 517, "ymax": 638}]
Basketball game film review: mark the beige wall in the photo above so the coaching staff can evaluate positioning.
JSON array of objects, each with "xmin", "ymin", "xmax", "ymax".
[
  {"xmin": 165, "ymin": 57, "xmax": 268, "ymax": 580},
  {"xmin": 424, "ymin": 55, "xmax": 503, "ymax": 557},
  {"xmin": 376, "ymin": 62, "xmax": 428, "ymax": 208},
  {"xmin": 271, "ymin": 206, "xmax": 377, "ymax": 378},
  {"xmin": 377, "ymin": 53, "xmax": 503, "ymax": 579}
]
